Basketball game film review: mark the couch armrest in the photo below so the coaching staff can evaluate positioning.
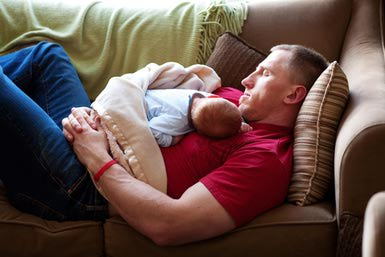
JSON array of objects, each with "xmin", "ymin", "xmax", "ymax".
[
  {"xmin": 363, "ymin": 191, "xmax": 385, "ymax": 257},
  {"xmin": 335, "ymin": 0, "xmax": 385, "ymax": 255},
  {"xmin": 337, "ymin": 0, "xmax": 385, "ymax": 222}
]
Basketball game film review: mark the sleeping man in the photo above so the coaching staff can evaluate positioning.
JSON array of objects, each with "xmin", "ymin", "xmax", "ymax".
[{"xmin": 0, "ymin": 41, "xmax": 328, "ymax": 245}]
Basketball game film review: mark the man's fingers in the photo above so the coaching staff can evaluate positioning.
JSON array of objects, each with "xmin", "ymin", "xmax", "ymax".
[
  {"xmin": 68, "ymin": 113, "xmax": 83, "ymax": 132},
  {"xmin": 71, "ymin": 107, "xmax": 96, "ymax": 130},
  {"xmin": 62, "ymin": 117, "xmax": 74, "ymax": 143},
  {"xmin": 63, "ymin": 128, "xmax": 74, "ymax": 143},
  {"xmin": 71, "ymin": 108, "xmax": 89, "ymax": 129},
  {"xmin": 94, "ymin": 116, "xmax": 105, "ymax": 135},
  {"xmin": 85, "ymin": 115, "xmax": 96, "ymax": 130}
]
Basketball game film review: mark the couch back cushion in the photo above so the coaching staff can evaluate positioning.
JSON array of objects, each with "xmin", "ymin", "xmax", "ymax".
[{"xmin": 206, "ymin": 32, "xmax": 266, "ymax": 90}]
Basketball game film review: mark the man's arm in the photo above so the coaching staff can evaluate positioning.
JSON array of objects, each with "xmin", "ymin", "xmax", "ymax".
[
  {"xmin": 99, "ymin": 166, "xmax": 235, "ymax": 245},
  {"xmin": 63, "ymin": 108, "xmax": 235, "ymax": 245}
]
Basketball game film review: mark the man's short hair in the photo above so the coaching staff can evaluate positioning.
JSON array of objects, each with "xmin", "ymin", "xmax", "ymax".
[{"xmin": 271, "ymin": 44, "xmax": 329, "ymax": 91}]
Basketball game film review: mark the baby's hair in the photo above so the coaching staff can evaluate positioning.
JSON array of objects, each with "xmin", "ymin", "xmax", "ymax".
[{"xmin": 193, "ymin": 98, "xmax": 242, "ymax": 138}]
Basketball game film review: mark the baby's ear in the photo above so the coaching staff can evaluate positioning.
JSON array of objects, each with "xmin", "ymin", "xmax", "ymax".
[{"xmin": 284, "ymin": 85, "xmax": 307, "ymax": 104}]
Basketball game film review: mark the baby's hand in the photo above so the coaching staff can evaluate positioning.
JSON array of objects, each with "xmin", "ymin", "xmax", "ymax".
[
  {"xmin": 239, "ymin": 122, "xmax": 253, "ymax": 133},
  {"xmin": 170, "ymin": 135, "xmax": 184, "ymax": 146}
]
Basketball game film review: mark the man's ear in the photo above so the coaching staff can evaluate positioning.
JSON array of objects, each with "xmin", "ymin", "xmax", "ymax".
[{"xmin": 283, "ymin": 85, "xmax": 307, "ymax": 104}]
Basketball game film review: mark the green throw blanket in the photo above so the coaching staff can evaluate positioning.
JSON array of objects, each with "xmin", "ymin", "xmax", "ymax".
[{"xmin": 0, "ymin": 0, "xmax": 247, "ymax": 99}]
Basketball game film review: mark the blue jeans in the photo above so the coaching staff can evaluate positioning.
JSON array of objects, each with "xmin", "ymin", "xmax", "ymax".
[{"xmin": 0, "ymin": 42, "xmax": 107, "ymax": 221}]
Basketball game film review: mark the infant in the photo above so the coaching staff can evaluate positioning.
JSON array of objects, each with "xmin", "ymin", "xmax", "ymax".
[{"xmin": 145, "ymin": 88, "xmax": 251, "ymax": 147}]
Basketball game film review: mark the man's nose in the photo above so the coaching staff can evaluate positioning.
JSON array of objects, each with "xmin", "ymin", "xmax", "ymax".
[{"xmin": 241, "ymin": 76, "xmax": 254, "ymax": 89}]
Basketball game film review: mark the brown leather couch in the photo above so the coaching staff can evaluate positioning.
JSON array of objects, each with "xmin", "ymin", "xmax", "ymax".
[{"xmin": 0, "ymin": 0, "xmax": 384, "ymax": 256}]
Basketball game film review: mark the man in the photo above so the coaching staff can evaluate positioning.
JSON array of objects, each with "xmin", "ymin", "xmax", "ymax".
[{"xmin": 63, "ymin": 44, "xmax": 329, "ymax": 245}]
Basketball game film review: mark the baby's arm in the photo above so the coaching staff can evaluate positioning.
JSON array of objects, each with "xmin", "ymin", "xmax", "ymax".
[
  {"xmin": 148, "ymin": 113, "xmax": 185, "ymax": 147},
  {"xmin": 150, "ymin": 128, "xmax": 173, "ymax": 147}
]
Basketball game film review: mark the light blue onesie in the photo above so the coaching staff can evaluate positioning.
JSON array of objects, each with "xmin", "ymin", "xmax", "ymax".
[{"xmin": 145, "ymin": 88, "xmax": 211, "ymax": 147}]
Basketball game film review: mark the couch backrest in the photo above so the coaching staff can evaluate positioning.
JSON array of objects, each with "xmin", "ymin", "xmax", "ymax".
[{"xmin": 240, "ymin": 0, "xmax": 351, "ymax": 62}]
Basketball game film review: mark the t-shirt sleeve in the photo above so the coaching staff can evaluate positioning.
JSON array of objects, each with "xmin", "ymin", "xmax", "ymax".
[{"xmin": 200, "ymin": 147, "xmax": 290, "ymax": 227}]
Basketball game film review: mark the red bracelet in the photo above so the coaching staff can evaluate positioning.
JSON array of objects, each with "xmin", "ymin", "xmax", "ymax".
[{"xmin": 94, "ymin": 159, "xmax": 117, "ymax": 182}]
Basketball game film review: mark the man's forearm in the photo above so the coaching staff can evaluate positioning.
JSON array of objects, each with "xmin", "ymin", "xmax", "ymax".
[
  {"xmin": 63, "ymin": 107, "xmax": 234, "ymax": 245},
  {"xmin": 94, "ymin": 163, "xmax": 235, "ymax": 246},
  {"xmin": 96, "ymin": 164, "xmax": 180, "ymax": 245}
]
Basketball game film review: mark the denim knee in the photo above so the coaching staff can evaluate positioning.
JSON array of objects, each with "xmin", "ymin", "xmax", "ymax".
[{"xmin": 31, "ymin": 41, "xmax": 71, "ymax": 67}]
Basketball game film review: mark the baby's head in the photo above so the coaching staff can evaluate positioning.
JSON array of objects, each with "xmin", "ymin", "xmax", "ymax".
[{"xmin": 191, "ymin": 95, "xmax": 242, "ymax": 138}]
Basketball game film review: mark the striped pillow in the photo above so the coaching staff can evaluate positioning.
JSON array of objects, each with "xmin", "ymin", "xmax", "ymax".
[{"xmin": 288, "ymin": 61, "xmax": 349, "ymax": 206}]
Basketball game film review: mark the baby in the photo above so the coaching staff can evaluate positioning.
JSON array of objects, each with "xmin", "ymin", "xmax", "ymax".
[{"xmin": 145, "ymin": 88, "xmax": 251, "ymax": 147}]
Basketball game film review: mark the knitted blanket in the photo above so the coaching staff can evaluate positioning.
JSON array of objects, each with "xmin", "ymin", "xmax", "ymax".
[
  {"xmin": 0, "ymin": 0, "xmax": 247, "ymax": 99},
  {"xmin": 91, "ymin": 62, "xmax": 221, "ymax": 194}
]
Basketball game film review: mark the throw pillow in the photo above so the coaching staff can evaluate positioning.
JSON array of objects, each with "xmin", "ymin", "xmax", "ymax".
[
  {"xmin": 206, "ymin": 32, "xmax": 267, "ymax": 90},
  {"xmin": 288, "ymin": 61, "xmax": 349, "ymax": 206}
]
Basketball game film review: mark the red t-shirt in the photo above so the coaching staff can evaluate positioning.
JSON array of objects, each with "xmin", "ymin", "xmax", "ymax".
[{"xmin": 160, "ymin": 87, "xmax": 293, "ymax": 226}]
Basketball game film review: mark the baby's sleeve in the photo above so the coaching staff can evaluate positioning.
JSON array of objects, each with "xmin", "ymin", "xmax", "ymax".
[{"xmin": 149, "ymin": 126, "xmax": 173, "ymax": 147}]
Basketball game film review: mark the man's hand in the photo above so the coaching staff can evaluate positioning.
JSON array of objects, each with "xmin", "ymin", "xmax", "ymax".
[
  {"xmin": 62, "ymin": 107, "xmax": 96, "ymax": 143},
  {"xmin": 62, "ymin": 107, "xmax": 111, "ymax": 173}
]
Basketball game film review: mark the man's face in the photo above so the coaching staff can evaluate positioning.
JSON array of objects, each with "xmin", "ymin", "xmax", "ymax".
[{"xmin": 238, "ymin": 50, "xmax": 295, "ymax": 122}]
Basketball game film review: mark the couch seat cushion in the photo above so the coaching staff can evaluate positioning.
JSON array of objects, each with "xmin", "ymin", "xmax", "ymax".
[
  {"xmin": 0, "ymin": 187, "xmax": 104, "ymax": 257},
  {"xmin": 104, "ymin": 202, "xmax": 337, "ymax": 257}
]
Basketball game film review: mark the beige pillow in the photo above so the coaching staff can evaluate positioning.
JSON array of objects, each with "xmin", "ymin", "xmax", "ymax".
[
  {"xmin": 206, "ymin": 32, "xmax": 267, "ymax": 90},
  {"xmin": 288, "ymin": 61, "xmax": 349, "ymax": 206}
]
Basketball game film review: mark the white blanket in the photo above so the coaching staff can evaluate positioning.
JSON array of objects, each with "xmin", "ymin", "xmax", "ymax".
[{"xmin": 91, "ymin": 62, "xmax": 221, "ymax": 195}]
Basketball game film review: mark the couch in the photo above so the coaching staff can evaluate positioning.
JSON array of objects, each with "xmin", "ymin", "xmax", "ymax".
[{"xmin": 0, "ymin": 0, "xmax": 384, "ymax": 256}]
